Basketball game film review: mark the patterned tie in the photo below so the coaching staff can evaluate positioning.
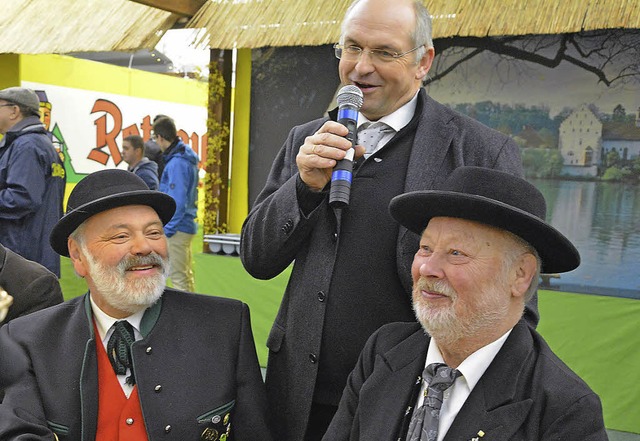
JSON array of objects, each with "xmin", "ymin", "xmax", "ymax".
[
  {"xmin": 358, "ymin": 122, "xmax": 393, "ymax": 159},
  {"xmin": 406, "ymin": 363, "xmax": 462, "ymax": 441},
  {"xmin": 107, "ymin": 320, "xmax": 136, "ymax": 385}
]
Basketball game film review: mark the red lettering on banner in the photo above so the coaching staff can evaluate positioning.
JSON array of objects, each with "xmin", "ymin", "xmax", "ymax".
[
  {"xmin": 200, "ymin": 134, "xmax": 208, "ymax": 168},
  {"xmin": 188, "ymin": 132, "xmax": 200, "ymax": 160},
  {"xmin": 85, "ymin": 99, "xmax": 205, "ymax": 169},
  {"xmin": 177, "ymin": 129, "xmax": 189, "ymax": 146},
  {"xmin": 140, "ymin": 116, "xmax": 153, "ymax": 142},
  {"xmin": 122, "ymin": 124, "xmax": 140, "ymax": 138},
  {"xmin": 89, "ymin": 99, "xmax": 123, "ymax": 166}
]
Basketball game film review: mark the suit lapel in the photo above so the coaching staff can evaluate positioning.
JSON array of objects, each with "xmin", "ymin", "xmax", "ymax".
[
  {"xmin": 444, "ymin": 322, "xmax": 535, "ymax": 441},
  {"xmin": 79, "ymin": 294, "xmax": 98, "ymax": 440},
  {"xmin": 357, "ymin": 326, "xmax": 429, "ymax": 441},
  {"xmin": 404, "ymin": 91, "xmax": 456, "ymax": 194}
]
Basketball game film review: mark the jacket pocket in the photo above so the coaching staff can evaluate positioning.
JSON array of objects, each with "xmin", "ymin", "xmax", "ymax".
[
  {"xmin": 266, "ymin": 322, "xmax": 285, "ymax": 353},
  {"xmin": 197, "ymin": 400, "xmax": 235, "ymax": 440}
]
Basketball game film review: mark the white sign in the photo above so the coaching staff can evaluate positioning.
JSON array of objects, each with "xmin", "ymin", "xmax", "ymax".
[{"xmin": 22, "ymin": 81, "xmax": 208, "ymax": 180}]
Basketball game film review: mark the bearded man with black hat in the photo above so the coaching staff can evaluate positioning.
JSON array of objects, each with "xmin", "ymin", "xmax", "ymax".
[
  {"xmin": 323, "ymin": 166, "xmax": 607, "ymax": 441},
  {"xmin": 0, "ymin": 169, "xmax": 272, "ymax": 441},
  {"xmin": 0, "ymin": 86, "xmax": 65, "ymax": 277}
]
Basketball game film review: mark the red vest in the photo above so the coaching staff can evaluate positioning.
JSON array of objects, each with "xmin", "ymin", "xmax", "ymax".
[{"xmin": 95, "ymin": 326, "xmax": 148, "ymax": 441}]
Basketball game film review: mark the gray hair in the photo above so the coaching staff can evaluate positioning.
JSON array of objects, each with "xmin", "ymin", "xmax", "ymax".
[
  {"xmin": 341, "ymin": 0, "xmax": 433, "ymax": 62},
  {"xmin": 69, "ymin": 223, "xmax": 86, "ymax": 247},
  {"xmin": 503, "ymin": 231, "xmax": 541, "ymax": 303}
]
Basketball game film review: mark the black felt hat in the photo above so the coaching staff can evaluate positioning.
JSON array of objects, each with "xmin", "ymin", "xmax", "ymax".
[
  {"xmin": 50, "ymin": 169, "xmax": 175, "ymax": 257},
  {"xmin": 389, "ymin": 166, "xmax": 580, "ymax": 274}
]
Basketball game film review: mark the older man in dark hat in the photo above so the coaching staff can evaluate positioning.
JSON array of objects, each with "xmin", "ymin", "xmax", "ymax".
[
  {"xmin": 0, "ymin": 86, "xmax": 66, "ymax": 277},
  {"xmin": 323, "ymin": 167, "xmax": 607, "ymax": 441},
  {"xmin": 0, "ymin": 169, "xmax": 272, "ymax": 440}
]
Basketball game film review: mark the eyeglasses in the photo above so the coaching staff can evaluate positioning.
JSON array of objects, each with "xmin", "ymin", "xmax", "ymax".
[{"xmin": 333, "ymin": 44, "xmax": 423, "ymax": 63}]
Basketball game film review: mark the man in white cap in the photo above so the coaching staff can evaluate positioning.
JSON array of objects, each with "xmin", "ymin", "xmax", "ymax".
[
  {"xmin": 0, "ymin": 86, "xmax": 65, "ymax": 277},
  {"xmin": 324, "ymin": 166, "xmax": 607, "ymax": 440}
]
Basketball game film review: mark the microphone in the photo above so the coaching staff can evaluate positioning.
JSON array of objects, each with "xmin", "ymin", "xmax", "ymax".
[{"xmin": 329, "ymin": 85, "xmax": 364, "ymax": 209}]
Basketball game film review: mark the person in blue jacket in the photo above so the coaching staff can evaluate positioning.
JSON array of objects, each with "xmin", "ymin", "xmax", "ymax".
[
  {"xmin": 0, "ymin": 87, "xmax": 65, "ymax": 277},
  {"xmin": 152, "ymin": 116, "xmax": 198, "ymax": 291},
  {"xmin": 122, "ymin": 135, "xmax": 159, "ymax": 190}
]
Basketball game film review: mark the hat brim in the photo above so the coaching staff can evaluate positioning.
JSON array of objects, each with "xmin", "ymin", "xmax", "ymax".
[
  {"xmin": 389, "ymin": 191, "xmax": 580, "ymax": 274},
  {"xmin": 50, "ymin": 190, "xmax": 176, "ymax": 257}
]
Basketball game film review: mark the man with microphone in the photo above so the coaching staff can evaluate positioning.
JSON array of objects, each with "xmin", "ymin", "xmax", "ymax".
[{"xmin": 240, "ymin": 1, "xmax": 527, "ymax": 440}]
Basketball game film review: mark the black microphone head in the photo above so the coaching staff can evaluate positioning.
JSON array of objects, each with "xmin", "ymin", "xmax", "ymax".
[{"xmin": 337, "ymin": 85, "xmax": 364, "ymax": 109}]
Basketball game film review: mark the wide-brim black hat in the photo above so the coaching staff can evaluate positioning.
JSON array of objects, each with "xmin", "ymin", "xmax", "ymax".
[
  {"xmin": 389, "ymin": 166, "xmax": 579, "ymax": 274},
  {"xmin": 50, "ymin": 169, "xmax": 176, "ymax": 257}
]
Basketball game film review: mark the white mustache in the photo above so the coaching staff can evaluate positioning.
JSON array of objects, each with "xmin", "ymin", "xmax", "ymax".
[
  {"xmin": 118, "ymin": 253, "xmax": 167, "ymax": 273},
  {"xmin": 415, "ymin": 278, "xmax": 457, "ymax": 299}
]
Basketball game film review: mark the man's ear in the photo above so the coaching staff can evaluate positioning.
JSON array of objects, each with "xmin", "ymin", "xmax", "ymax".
[
  {"xmin": 68, "ymin": 238, "xmax": 88, "ymax": 278},
  {"xmin": 511, "ymin": 253, "xmax": 537, "ymax": 298},
  {"xmin": 415, "ymin": 46, "xmax": 435, "ymax": 82}
]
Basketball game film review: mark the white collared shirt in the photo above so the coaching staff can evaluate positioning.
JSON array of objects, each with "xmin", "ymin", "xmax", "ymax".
[
  {"xmin": 356, "ymin": 90, "xmax": 419, "ymax": 155},
  {"xmin": 414, "ymin": 329, "xmax": 512, "ymax": 441},
  {"xmin": 90, "ymin": 296, "xmax": 144, "ymax": 398}
]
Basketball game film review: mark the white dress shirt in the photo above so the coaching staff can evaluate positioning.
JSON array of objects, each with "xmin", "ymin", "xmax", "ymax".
[
  {"xmin": 356, "ymin": 90, "xmax": 419, "ymax": 156},
  {"xmin": 90, "ymin": 296, "xmax": 144, "ymax": 398},
  {"xmin": 415, "ymin": 329, "xmax": 512, "ymax": 441}
]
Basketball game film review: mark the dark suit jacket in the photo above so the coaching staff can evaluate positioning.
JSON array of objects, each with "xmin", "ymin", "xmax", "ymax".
[
  {"xmin": 0, "ymin": 243, "xmax": 62, "ymax": 324},
  {"xmin": 240, "ymin": 89, "xmax": 531, "ymax": 441},
  {"xmin": 323, "ymin": 320, "xmax": 608, "ymax": 441},
  {"xmin": 0, "ymin": 290, "xmax": 273, "ymax": 441}
]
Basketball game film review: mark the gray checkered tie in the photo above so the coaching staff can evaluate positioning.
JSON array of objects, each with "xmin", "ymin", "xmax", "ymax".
[
  {"xmin": 358, "ymin": 122, "xmax": 393, "ymax": 159},
  {"xmin": 406, "ymin": 363, "xmax": 462, "ymax": 441}
]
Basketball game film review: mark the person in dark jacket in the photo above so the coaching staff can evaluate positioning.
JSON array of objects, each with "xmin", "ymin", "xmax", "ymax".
[
  {"xmin": 239, "ymin": 1, "xmax": 532, "ymax": 440},
  {"xmin": 0, "ymin": 242, "xmax": 63, "ymax": 401},
  {"xmin": 324, "ymin": 167, "xmax": 607, "ymax": 441},
  {"xmin": 0, "ymin": 242, "xmax": 62, "ymax": 325},
  {"xmin": 0, "ymin": 169, "xmax": 271, "ymax": 440},
  {"xmin": 122, "ymin": 134, "xmax": 159, "ymax": 190},
  {"xmin": 0, "ymin": 87, "xmax": 66, "ymax": 277},
  {"xmin": 153, "ymin": 116, "xmax": 198, "ymax": 292}
]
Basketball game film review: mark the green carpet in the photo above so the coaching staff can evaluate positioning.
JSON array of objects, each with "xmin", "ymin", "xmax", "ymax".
[{"xmin": 538, "ymin": 290, "xmax": 640, "ymax": 434}]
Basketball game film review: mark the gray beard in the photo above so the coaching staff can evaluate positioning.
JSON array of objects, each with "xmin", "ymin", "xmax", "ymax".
[
  {"xmin": 82, "ymin": 245, "xmax": 169, "ymax": 315},
  {"xmin": 412, "ymin": 278, "xmax": 510, "ymax": 347}
]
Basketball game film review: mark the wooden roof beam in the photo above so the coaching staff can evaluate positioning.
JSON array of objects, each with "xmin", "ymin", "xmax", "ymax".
[{"xmin": 128, "ymin": 0, "xmax": 206, "ymax": 17}]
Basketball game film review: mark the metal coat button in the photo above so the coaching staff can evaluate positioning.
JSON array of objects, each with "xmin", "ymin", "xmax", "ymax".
[
  {"xmin": 145, "ymin": 346, "xmax": 152, "ymax": 354},
  {"xmin": 309, "ymin": 353, "xmax": 317, "ymax": 363},
  {"xmin": 317, "ymin": 291, "xmax": 326, "ymax": 302},
  {"xmin": 155, "ymin": 384, "xmax": 162, "ymax": 392},
  {"xmin": 126, "ymin": 418, "xmax": 134, "ymax": 425},
  {"xmin": 164, "ymin": 425, "xmax": 172, "ymax": 433}
]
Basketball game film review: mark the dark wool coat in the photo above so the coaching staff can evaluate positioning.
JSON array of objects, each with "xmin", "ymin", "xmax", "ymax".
[
  {"xmin": 323, "ymin": 320, "xmax": 608, "ymax": 441},
  {"xmin": 0, "ymin": 242, "xmax": 62, "ymax": 325},
  {"xmin": 0, "ymin": 290, "xmax": 273, "ymax": 441},
  {"xmin": 240, "ymin": 89, "xmax": 532, "ymax": 441}
]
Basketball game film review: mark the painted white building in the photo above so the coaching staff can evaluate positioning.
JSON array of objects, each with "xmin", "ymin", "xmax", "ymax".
[
  {"xmin": 601, "ymin": 109, "xmax": 640, "ymax": 162},
  {"xmin": 558, "ymin": 104, "xmax": 602, "ymax": 167}
]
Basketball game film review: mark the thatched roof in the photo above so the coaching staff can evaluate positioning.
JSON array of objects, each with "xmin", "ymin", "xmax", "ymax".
[
  {"xmin": 1, "ymin": 0, "xmax": 638, "ymax": 55},
  {"xmin": 188, "ymin": 0, "xmax": 640, "ymax": 49},
  {"xmin": 0, "ymin": 0, "xmax": 177, "ymax": 54}
]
